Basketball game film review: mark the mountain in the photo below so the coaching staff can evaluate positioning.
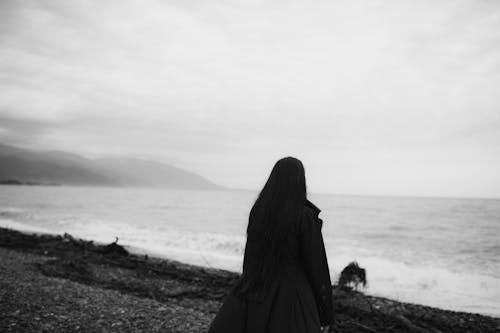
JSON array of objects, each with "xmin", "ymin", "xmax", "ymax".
[{"xmin": 0, "ymin": 144, "xmax": 224, "ymax": 190}]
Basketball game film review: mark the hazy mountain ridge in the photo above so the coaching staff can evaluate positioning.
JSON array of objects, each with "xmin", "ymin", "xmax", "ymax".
[{"xmin": 0, "ymin": 144, "xmax": 223, "ymax": 190}]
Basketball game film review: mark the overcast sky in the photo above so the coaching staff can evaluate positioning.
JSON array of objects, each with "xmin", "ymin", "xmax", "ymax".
[{"xmin": 1, "ymin": 0, "xmax": 499, "ymax": 198}]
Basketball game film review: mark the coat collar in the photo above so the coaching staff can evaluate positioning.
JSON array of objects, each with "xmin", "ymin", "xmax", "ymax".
[{"xmin": 305, "ymin": 199, "xmax": 321, "ymax": 215}]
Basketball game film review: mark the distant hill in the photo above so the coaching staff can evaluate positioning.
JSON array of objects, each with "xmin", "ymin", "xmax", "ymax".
[{"xmin": 0, "ymin": 144, "xmax": 224, "ymax": 190}]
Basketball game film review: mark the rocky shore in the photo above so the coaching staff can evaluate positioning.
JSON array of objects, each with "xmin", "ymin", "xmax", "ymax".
[{"xmin": 0, "ymin": 227, "xmax": 498, "ymax": 332}]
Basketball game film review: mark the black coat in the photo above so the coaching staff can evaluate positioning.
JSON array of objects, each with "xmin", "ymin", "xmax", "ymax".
[{"xmin": 208, "ymin": 200, "xmax": 334, "ymax": 333}]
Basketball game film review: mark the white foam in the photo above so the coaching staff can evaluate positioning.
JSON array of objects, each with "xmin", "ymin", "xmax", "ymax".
[
  {"xmin": 0, "ymin": 219, "xmax": 53, "ymax": 234},
  {"xmin": 49, "ymin": 219, "xmax": 246, "ymax": 271},
  {"xmin": 0, "ymin": 219, "xmax": 244, "ymax": 271},
  {"xmin": 0, "ymin": 207, "xmax": 25, "ymax": 215},
  {"xmin": 329, "ymin": 254, "xmax": 500, "ymax": 316}
]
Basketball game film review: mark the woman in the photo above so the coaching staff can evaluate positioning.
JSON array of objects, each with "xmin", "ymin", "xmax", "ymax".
[{"xmin": 209, "ymin": 157, "xmax": 334, "ymax": 333}]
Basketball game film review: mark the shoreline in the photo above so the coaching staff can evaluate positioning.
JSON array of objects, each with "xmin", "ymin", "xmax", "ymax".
[
  {"xmin": 1, "ymin": 227, "xmax": 499, "ymax": 332},
  {"xmin": 1, "ymin": 218, "xmax": 497, "ymax": 317}
]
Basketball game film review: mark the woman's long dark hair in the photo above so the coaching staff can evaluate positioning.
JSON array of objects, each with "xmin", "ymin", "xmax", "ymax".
[{"xmin": 235, "ymin": 156, "xmax": 306, "ymax": 297}]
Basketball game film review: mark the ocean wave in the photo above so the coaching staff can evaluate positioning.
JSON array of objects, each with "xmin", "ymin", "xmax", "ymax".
[
  {"xmin": 62, "ymin": 220, "xmax": 246, "ymax": 259},
  {"xmin": 0, "ymin": 207, "xmax": 26, "ymax": 218},
  {"xmin": 484, "ymin": 244, "xmax": 500, "ymax": 254},
  {"xmin": 328, "ymin": 254, "xmax": 500, "ymax": 316},
  {"xmin": 0, "ymin": 219, "xmax": 53, "ymax": 234}
]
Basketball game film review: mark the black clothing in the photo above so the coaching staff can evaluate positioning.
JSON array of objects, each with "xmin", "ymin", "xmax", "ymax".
[{"xmin": 208, "ymin": 200, "xmax": 333, "ymax": 333}]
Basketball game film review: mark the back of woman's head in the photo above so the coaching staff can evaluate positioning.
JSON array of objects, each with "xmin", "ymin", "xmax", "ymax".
[
  {"xmin": 250, "ymin": 157, "xmax": 306, "ymax": 226},
  {"xmin": 237, "ymin": 156, "xmax": 307, "ymax": 296}
]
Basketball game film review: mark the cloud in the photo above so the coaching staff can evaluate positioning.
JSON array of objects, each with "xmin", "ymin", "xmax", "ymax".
[{"xmin": 1, "ymin": 0, "xmax": 500, "ymax": 197}]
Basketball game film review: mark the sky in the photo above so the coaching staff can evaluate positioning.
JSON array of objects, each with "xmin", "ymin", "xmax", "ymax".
[{"xmin": 0, "ymin": 0, "xmax": 499, "ymax": 198}]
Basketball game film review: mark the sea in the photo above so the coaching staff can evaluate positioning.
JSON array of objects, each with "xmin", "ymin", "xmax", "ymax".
[{"xmin": 0, "ymin": 186, "xmax": 499, "ymax": 317}]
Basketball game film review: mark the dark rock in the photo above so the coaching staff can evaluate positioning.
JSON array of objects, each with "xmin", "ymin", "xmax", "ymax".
[
  {"xmin": 338, "ymin": 261, "xmax": 367, "ymax": 291},
  {"xmin": 101, "ymin": 238, "xmax": 128, "ymax": 257}
]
